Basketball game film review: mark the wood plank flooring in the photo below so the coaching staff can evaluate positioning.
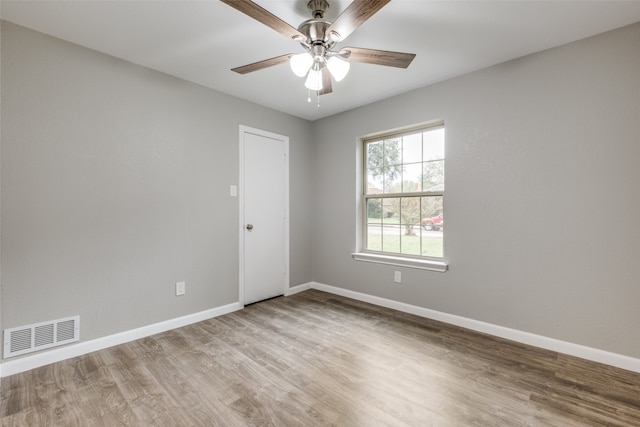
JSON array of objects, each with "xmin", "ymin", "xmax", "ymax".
[{"xmin": 2, "ymin": 289, "xmax": 639, "ymax": 426}]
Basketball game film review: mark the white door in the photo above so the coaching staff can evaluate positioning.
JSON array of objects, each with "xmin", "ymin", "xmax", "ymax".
[{"xmin": 239, "ymin": 126, "xmax": 289, "ymax": 305}]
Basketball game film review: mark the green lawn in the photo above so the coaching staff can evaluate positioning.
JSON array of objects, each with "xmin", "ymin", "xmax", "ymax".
[{"xmin": 366, "ymin": 227, "xmax": 443, "ymax": 258}]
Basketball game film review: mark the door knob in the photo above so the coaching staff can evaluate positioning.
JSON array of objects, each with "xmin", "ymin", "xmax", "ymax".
[{"xmin": 246, "ymin": 224, "xmax": 254, "ymax": 231}]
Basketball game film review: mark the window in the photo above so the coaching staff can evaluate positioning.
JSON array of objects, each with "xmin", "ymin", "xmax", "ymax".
[{"xmin": 360, "ymin": 124, "xmax": 445, "ymax": 266}]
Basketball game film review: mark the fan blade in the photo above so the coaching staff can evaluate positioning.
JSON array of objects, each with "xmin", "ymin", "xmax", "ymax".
[
  {"xmin": 232, "ymin": 54, "xmax": 292, "ymax": 74},
  {"xmin": 319, "ymin": 67, "xmax": 333, "ymax": 95},
  {"xmin": 342, "ymin": 47, "xmax": 416, "ymax": 68},
  {"xmin": 326, "ymin": 0, "xmax": 390, "ymax": 42},
  {"xmin": 220, "ymin": 0, "xmax": 306, "ymax": 41}
]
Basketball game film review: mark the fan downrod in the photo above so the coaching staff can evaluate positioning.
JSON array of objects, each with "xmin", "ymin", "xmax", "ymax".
[{"xmin": 307, "ymin": 0, "xmax": 330, "ymax": 19}]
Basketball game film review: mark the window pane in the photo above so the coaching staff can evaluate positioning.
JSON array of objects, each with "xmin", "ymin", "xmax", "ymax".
[
  {"xmin": 423, "ymin": 128, "xmax": 445, "ymax": 161},
  {"xmin": 421, "ymin": 196, "xmax": 443, "ymax": 221},
  {"xmin": 366, "ymin": 141, "xmax": 383, "ymax": 194},
  {"xmin": 403, "ymin": 163, "xmax": 422, "ymax": 192},
  {"xmin": 400, "ymin": 196, "xmax": 421, "ymax": 255},
  {"xmin": 382, "ymin": 197, "xmax": 401, "ymax": 252},
  {"xmin": 383, "ymin": 164, "xmax": 402, "ymax": 193},
  {"xmin": 420, "ymin": 196, "xmax": 443, "ymax": 257},
  {"xmin": 366, "ymin": 140, "xmax": 383, "ymax": 171},
  {"xmin": 423, "ymin": 160, "xmax": 444, "ymax": 190},
  {"xmin": 400, "ymin": 197, "xmax": 421, "ymax": 233},
  {"xmin": 367, "ymin": 199, "xmax": 382, "ymax": 223},
  {"xmin": 384, "ymin": 138, "xmax": 401, "ymax": 167},
  {"xmin": 382, "ymin": 138, "xmax": 401, "ymax": 194},
  {"xmin": 383, "ymin": 224, "xmax": 401, "ymax": 253},
  {"xmin": 421, "ymin": 233, "xmax": 443, "ymax": 258},
  {"xmin": 402, "ymin": 133, "xmax": 422, "ymax": 164},
  {"xmin": 366, "ymin": 172, "xmax": 383, "ymax": 194},
  {"xmin": 401, "ymin": 233, "xmax": 421, "ymax": 255},
  {"xmin": 366, "ymin": 224, "xmax": 382, "ymax": 251},
  {"xmin": 382, "ymin": 198, "xmax": 400, "ymax": 224}
]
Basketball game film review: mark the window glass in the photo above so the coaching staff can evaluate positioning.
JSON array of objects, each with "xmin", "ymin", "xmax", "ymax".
[{"xmin": 363, "ymin": 125, "xmax": 444, "ymax": 259}]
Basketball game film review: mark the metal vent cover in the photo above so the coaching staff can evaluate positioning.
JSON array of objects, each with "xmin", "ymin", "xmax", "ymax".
[{"xmin": 4, "ymin": 316, "xmax": 79, "ymax": 358}]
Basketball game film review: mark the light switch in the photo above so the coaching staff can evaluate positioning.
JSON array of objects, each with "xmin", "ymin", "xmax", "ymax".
[{"xmin": 230, "ymin": 185, "xmax": 237, "ymax": 197}]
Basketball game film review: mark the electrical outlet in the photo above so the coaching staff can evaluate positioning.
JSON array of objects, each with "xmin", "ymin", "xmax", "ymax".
[
  {"xmin": 176, "ymin": 281, "xmax": 186, "ymax": 296},
  {"xmin": 394, "ymin": 271, "xmax": 401, "ymax": 283}
]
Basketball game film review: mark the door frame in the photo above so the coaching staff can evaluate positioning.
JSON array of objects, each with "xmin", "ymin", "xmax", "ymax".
[{"xmin": 238, "ymin": 125, "xmax": 290, "ymax": 307}]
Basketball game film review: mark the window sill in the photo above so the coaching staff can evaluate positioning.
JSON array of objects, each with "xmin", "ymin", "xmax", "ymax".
[{"xmin": 351, "ymin": 252, "xmax": 448, "ymax": 272}]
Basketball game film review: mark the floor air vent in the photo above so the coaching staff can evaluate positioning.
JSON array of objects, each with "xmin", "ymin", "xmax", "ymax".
[{"xmin": 4, "ymin": 315, "xmax": 79, "ymax": 358}]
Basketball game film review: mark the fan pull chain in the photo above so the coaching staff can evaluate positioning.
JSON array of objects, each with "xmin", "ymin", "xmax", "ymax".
[{"xmin": 306, "ymin": 89, "xmax": 320, "ymax": 108}]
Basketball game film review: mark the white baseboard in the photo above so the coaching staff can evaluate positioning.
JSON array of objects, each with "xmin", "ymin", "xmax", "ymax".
[
  {"xmin": 308, "ymin": 282, "xmax": 640, "ymax": 373},
  {"xmin": 4, "ymin": 283, "xmax": 638, "ymax": 377},
  {"xmin": 286, "ymin": 282, "xmax": 312, "ymax": 296},
  {"xmin": 0, "ymin": 302, "xmax": 242, "ymax": 378}
]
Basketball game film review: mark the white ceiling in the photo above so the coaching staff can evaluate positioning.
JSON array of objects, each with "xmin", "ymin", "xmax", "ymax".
[{"xmin": 2, "ymin": 0, "xmax": 640, "ymax": 121}]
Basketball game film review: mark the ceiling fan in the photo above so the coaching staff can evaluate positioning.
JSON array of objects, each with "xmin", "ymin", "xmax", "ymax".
[{"xmin": 220, "ymin": 0, "xmax": 416, "ymax": 97}]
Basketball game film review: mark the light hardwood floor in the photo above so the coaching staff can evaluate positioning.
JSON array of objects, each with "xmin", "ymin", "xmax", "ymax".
[{"xmin": 2, "ymin": 289, "xmax": 639, "ymax": 426}]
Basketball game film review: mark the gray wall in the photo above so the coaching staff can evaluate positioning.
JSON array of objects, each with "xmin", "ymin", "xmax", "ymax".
[
  {"xmin": 2, "ymin": 19, "xmax": 639, "ymax": 363},
  {"xmin": 0, "ymin": 20, "xmax": 3, "ymax": 340},
  {"xmin": 312, "ymin": 23, "xmax": 640, "ymax": 358},
  {"xmin": 0, "ymin": 22, "xmax": 313, "ymax": 352}
]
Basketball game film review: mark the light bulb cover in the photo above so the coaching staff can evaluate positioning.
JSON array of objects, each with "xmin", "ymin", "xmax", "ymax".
[
  {"xmin": 304, "ymin": 68, "xmax": 323, "ymax": 91},
  {"xmin": 290, "ymin": 53, "xmax": 313, "ymax": 77},
  {"xmin": 327, "ymin": 56, "xmax": 350, "ymax": 82}
]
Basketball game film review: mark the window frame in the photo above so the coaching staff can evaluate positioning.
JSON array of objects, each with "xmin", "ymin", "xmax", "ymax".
[{"xmin": 353, "ymin": 122, "xmax": 448, "ymax": 272}]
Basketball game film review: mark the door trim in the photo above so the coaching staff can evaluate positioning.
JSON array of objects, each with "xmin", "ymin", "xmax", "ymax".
[{"xmin": 238, "ymin": 125, "xmax": 290, "ymax": 307}]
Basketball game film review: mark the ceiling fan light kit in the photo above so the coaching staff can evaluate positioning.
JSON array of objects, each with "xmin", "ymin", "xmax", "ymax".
[
  {"xmin": 290, "ymin": 52, "xmax": 314, "ymax": 77},
  {"xmin": 326, "ymin": 56, "xmax": 350, "ymax": 82},
  {"xmin": 305, "ymin": 64, "xmax": 324, "ymax": 91},
  {"xmin": 220, "ymin": 0, "xmax": 416, "ymax": 102}
]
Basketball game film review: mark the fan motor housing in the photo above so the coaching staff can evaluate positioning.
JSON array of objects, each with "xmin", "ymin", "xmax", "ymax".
[{"xmin": 298, "ymin": 19, "xmax": 333, "ymax": 46}]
